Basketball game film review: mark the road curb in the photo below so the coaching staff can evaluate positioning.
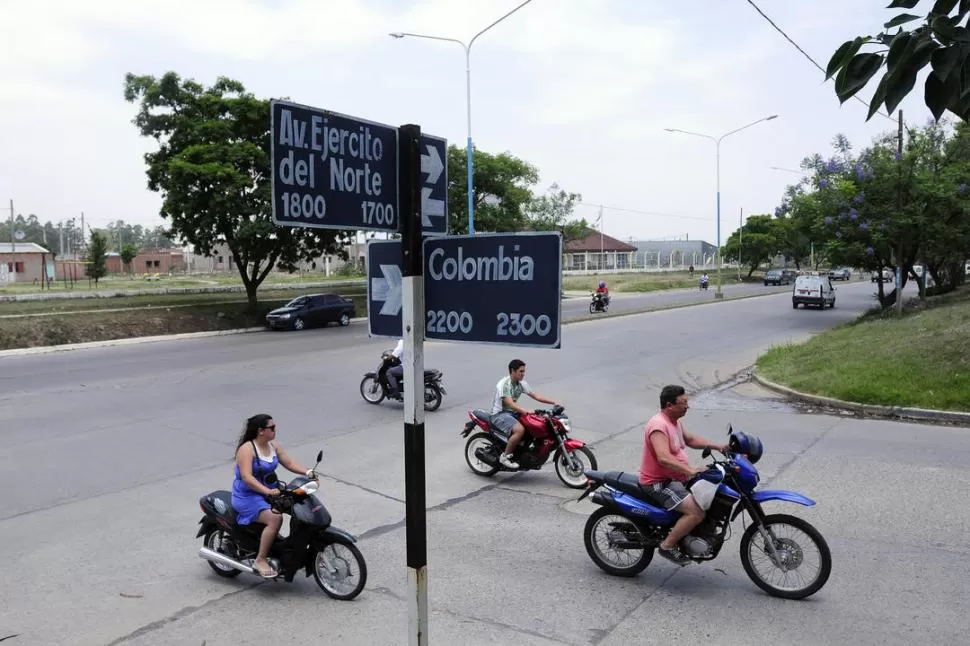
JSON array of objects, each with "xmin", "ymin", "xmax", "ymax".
[
  {"xmin": 0, "ymin": 316, "xmax": 373, "ymax": 358},
  {"xmin": 750, "ymin": 371, "xmax": 970, "ymax": 426}
]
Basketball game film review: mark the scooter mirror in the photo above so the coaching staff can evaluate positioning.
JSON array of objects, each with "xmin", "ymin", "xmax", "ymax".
[
  {"xmin": 702, "ymin": 448, "xmax": 711, "ymax": 459},
  {"xmin": 726, "ymin": 423, "xmax": 733, "ymax": 436},
  {"xmin": 316, "ymin": 450, "xmax": 323, "ymax": 463}
]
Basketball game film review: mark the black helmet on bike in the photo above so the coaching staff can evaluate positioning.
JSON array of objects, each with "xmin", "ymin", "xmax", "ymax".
[{"xmin": 728, "ymin": 431, "xmax": 763, "ymax": 464}]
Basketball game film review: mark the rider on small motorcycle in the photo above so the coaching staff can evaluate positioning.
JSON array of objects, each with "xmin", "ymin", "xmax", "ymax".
[
  {"xmin": 699, "ymin": 273, "xmax": 709, "ymax": 289},
  {"xmin": 232, "ymin": 414, "xmax": 317, "ymax": 578},
  {"xmin": 384, "ymin": 338, "xmax": 405, "ymax": 400},
  {"xmin": 595, "ymin": 280, "xmax": 610, "ymax": 306},
  {"xmin": 493, "ymin": 359, "xmax": 560, "ymax": 469}
]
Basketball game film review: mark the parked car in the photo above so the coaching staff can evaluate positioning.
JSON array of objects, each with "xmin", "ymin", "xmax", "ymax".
[
  {"xmin": 265, "ymin": 293, "xmax": 356, "ymax": 330},
  {"xmin": 871, "ymin": 268, "xmax": 894, "ymax": 283},
  {"xmin": 764, "ymin": 268, "xmax": 797, "ymax": 286},
  {"xmin": 828, "ymin": 267, "xmax": 851, "ymax": 281},
  {"xmin": 792, "ymin": 274, "xmax": 836, "ymax": 309}
]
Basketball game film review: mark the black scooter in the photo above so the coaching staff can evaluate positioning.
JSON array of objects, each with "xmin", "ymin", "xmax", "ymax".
[
  {"xmin": 359, "ymin": 351, "xmax": 445, "ymax": 411},
  {"xmin": 196, "ymin": 450, "xmax": 367, "ymax": 600}
]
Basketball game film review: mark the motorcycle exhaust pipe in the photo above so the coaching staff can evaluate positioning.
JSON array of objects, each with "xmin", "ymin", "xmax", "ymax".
[
  {"xmin": 475, "ymin": 447, "xmax": 500, "ymax": 467},
  {"xmin": 199, "ymin": 546, "xmax": 254, "ymax": 574}
]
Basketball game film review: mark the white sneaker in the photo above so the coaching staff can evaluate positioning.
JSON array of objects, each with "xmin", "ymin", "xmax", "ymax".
[{"xmin": 498, "ymin": 453, "xmax": 519, "ymax": 469}]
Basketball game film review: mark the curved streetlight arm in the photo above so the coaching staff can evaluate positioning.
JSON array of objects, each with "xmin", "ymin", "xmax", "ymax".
[
  {"xmin": 717, "ymin": 114, "xmax": 778, "ymax": 144},
  {"xmin": 663, "ymin": 128, "xmax": 716, "ymax": 143},
  {"xmin": 469, "ymin": 0, "xmax": 536, "ymax": 51}
]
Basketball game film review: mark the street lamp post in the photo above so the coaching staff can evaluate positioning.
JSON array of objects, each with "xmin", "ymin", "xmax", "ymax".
[
  {"xmin": 664, "ymin": 115, "xmax": 778, "ymax": 298},
  {"xmin": 391, "ymin": 0, "xmax": 535, "ymax": 236}
]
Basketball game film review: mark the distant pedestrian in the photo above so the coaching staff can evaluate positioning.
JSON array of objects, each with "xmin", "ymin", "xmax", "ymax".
[{"xmin": 688, "ymin": 265, "xmax": 695, "ymax": 278}]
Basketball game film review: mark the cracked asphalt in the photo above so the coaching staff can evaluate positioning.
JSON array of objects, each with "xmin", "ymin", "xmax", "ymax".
[{"xmin": 2, "ymin": 281, "xmax": 968, "ymax": 645}]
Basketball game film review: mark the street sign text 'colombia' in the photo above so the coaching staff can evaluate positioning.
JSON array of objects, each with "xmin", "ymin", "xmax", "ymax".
[{"xmin": 368, "ymin": 232, "xmax": 562, "ymax": 348}]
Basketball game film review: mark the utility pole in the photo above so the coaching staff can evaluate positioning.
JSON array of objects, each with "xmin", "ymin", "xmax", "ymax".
[
  {"xmin": 896, "ymin": 110, "xmax": 904, "ymax": 316},
  {"xmin": 599, "ymin": 204, "xmax": 606, "ymax": 269},
  {"xmin": 738, "ymin": 207, "xmax": 743, "ymax": 282},
  {"xmin": 80, "ymin": 212, "xmax": 85, "ymax": 259},
  {"xmin": 9, "ymin": 199, "xmax": 14, "ymax": 255}
]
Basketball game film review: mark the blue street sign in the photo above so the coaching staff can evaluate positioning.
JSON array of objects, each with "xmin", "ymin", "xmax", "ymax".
[
  {"xmin": 366, "ymin": 239, "xmax": 404, "ymax": 338},
  {"xmin": 423, "ymin": 232, "xmax": 562, "ymax": 348},
  {"xmin": 419, "ymin": 134, "xmax": 448, "ymax": 236},
  {"xmin": 271, "ymin": 99, "xmax": 399, "ymax": 232}
]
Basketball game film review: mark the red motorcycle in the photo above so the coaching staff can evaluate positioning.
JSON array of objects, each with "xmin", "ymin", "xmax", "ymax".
[{"xmin": 460, "ymin": 405, "xmax": 597, "ymax": 488}]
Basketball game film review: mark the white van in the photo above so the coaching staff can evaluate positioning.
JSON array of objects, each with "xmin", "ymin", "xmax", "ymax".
[{"xmin": 792, "ymin": 274, "xmax": 836, "ymax": 309}]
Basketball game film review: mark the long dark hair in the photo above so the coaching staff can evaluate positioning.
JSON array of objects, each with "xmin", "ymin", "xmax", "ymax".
[{"xmin": 236, "ymin": 413, "xmax": 273, "ymax": 451}]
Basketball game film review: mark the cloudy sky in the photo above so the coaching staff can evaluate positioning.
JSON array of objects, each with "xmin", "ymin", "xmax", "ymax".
[{"xmin": 0, "ymin": 0, "xmax": 936, "ymax": 245}]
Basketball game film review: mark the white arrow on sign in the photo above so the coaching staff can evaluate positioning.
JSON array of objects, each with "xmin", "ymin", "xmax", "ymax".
[
  {"xmin": 421, "ymin": 188, "xmax": 445, "ymax": 228},
  {"xmin": 421, "ymin": 144, "xmax": 444, "ymax": 184},
  {"xmin": 370, "ymin": 264, "xmax": 403, "ymax": 316}
]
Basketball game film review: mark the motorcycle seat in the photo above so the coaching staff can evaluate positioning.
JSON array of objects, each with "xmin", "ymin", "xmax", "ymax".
[
  {"xmin": 596, "ymin": 471, "xmax": 656, "ymax": 499},
  {"xmin": 471, "ymin": 409, "xmax": 493, "ymax": 423},
  {"xmin": 424, "ymin": 369, "xmax": 441, "ymax": 379}
]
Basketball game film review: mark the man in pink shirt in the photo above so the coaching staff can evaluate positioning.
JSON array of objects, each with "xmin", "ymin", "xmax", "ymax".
[{"xmin": 640, "ymin": 384, "xmax": 728, "ymax": 565}]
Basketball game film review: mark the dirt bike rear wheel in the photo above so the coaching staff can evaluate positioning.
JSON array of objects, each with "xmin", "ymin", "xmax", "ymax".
[{"xmin": 584, "ymin": 508, "xmax": 653, "ymax": 577}]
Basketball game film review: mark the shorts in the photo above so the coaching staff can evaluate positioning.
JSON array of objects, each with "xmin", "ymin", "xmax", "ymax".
[
  {"xmin": 491, "ymin": 411, "xmax": 519, "ymax": 436},
  {"xmin": 645, "ymin": 480, "xmax": 691, "ymax": 511}
]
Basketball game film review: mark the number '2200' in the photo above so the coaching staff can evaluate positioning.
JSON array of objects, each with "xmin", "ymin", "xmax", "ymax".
[
  {"xmin": 496, "ymin": 313, "xmax": 552, "ymax": 337},
  {"xmin": 427, "ymin": 310, "xmax": 473, "ymax": 334}
]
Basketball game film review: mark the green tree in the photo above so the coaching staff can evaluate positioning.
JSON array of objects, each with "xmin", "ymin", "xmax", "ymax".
[
  {"xmin": 123, "ymin": 71, "xmax": 348, "ymax": 307},
  {"xmin": 722, "ymin": 214, "xmax": 782, "ymax": 276},
  {"xmin": 120, "ymin": 243, "xmax": 138, "ymax": 274},
  {"xmin": 524, "ymin": 183, "xmax": 588, "ymax": 242},
  {"xmin": 770, "ymin": 121, "xmax": 970, "ymax": 308},
  {"xmin": 825, "ymin": 0, "xmax": 970, "ymax": 121},
  {"xmin": 446, "ymin": 145, "xmax": 539, "ymax": 234},
  {"xmin": 85, "ymin": 231, "xmax": 108, "ymax": 284}
]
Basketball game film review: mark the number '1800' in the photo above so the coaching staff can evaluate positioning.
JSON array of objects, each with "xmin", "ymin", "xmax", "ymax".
[
  {"xmin": 496, "ymin": 313, "xmax": 552, "ymax": 337},
  {"xmin": 280, "ymin": 192, "xmax": 326, "ymax": 219}
]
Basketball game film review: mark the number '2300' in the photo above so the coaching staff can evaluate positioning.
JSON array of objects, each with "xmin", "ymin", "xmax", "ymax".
[{"xmin": 496, "ymin": 313, "xmax": 552, "ymax": 337}]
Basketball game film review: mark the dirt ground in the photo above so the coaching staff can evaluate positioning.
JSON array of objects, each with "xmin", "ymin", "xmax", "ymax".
[{"xmin": 0, "ymin": 304, "xmax": 271, "ymax": 350}]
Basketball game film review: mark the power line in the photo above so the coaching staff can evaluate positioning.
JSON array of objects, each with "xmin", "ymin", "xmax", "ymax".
[
  {"xmin": 578, "ymin": 202, "xmax": 712, "ymax": 222},
  {"xmin": 744, "ymin": 0, "xmax": 897, "ymax": 123}
]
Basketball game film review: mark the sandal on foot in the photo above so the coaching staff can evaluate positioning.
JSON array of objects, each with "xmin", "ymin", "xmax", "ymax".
[{"xmin": 254, "ymin": 563, "xmax": 277, "ymax": 578}]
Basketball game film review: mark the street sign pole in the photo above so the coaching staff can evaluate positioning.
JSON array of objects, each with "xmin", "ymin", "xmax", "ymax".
[{"xmin": 398, "ymin": 123, "xmax": 429, "ymax": 646}]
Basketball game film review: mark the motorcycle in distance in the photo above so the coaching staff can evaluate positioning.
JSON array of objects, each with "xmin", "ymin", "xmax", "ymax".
[
  {"xmin": 589, "ymin": 292, "xmax": 609, "ymax": 314},
  {"xmin": 196, "ymin": 450, "xmax": 367, "ymax": 600},
  {"xmin": 461, "ymin": 404, "xmax": 598, "ymax": 489},
  {"xmin": 699, "ymin": 276, "xmax": 709, "ymax": 291},
  {"xmin": 359, "ymin": 350, "xmax": 446, "ymax": 412},
  {"xmin": 578, "ymin": 426, "xmax": 832, "ymax": 599}
]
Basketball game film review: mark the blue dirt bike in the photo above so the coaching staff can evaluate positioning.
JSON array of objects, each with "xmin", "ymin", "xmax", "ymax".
[{"xmin": 578, "ymin": 427, "xmax": 831, "ymax": 599}]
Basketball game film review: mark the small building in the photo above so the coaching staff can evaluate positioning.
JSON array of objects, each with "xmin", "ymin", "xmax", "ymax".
[
  {"xmin": 564, "ymin": 229, "xmax": 638, "ymax": 271},
  {"xmin": 132, "ymin": 248, "xmax": 186, "ymax": 274},
  {"xmin": 0, "ymin": 242, "xmax": 54, "ymax": 284}
]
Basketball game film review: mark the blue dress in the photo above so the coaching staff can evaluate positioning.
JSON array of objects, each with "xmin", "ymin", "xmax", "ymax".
[{"xmin": 231, "ymin": 443, "xmax": 279, "ymax": 525}]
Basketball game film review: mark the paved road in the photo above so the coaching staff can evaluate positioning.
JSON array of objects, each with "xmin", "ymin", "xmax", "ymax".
[
  {"xmin": 560, "ymin": 279, "xmax": 800, "ymax": 318},
  {"xmin": 3, "ymin": 281, "xmax": 966, "ymax": 645}
]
